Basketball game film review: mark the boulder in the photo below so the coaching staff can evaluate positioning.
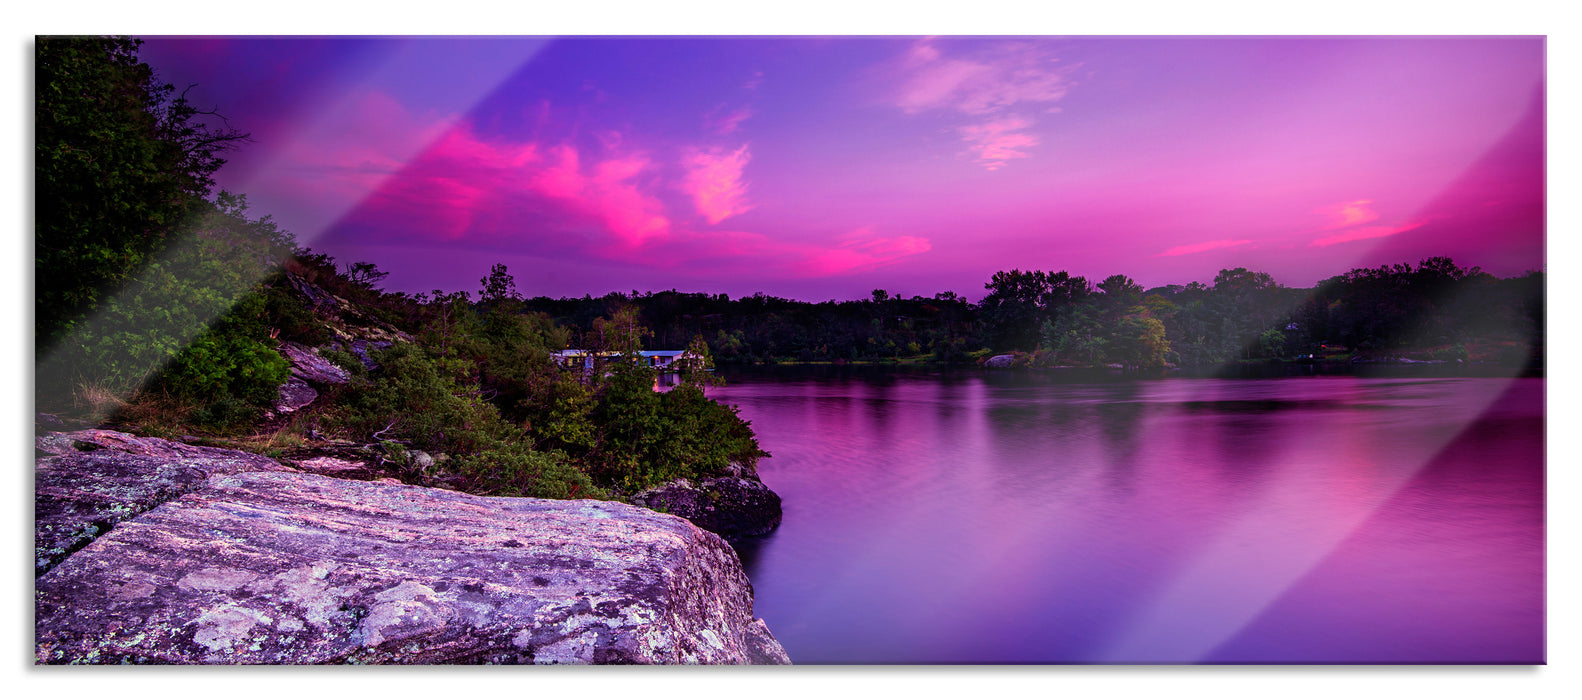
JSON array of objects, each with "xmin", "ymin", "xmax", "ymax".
[
  {"xmin": 276, "ymin": 376, "xmax": 319, "ymax": 414},
  {"xmin": 279, "ymin": 342, "xmax": 351, "ymax": 385},
  {"xmin": 36, "ymin": 471, "xmax": 789, "ymax": 665},
  {"xmin": 632, "ymin": 476, "xmax": 783, "ymax": 540},
  {"xmin": 34, "ymin": 439, "xmax": 296, "ymax": 576},
  {"xmin": 985, "ymin": 354, "xmax": 1016, "ymax": 368}
]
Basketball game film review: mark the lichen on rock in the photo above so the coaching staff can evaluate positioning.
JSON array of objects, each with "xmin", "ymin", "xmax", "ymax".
[{"xmin": 35, "ymin": 471, "xmax": 789, "ymax": 665}]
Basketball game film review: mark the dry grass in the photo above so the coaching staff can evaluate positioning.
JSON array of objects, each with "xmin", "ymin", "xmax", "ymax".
[
  {"xmin": 71, "ymin": 384, "xmax": 195, "ymax": 436},
  {"xmin": 225, "ymin": 426, "xmax": 311, "ymax": 457},
  {"xmin": 69, "ymin": 381, "xmax": 133, "ymax": 424}
]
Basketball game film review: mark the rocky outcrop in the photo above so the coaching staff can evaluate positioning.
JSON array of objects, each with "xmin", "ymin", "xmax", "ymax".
[
  {"xmin": 35, "ymin": 429, "xmax": 290, "ymax": 468},
  {"xmin": 282, "ymin": 272, "xmax": 411, "ymax": 346},
  {"xmin": 34, "ymin": 432, "xmax": 296, "ymax": 576},
  {"xmin": 280, "ymin": 342, "xmax": 352, "ymax": 385},
  {"xmin": 984, "ymin": 354, "xmax": 1017, "ymax": 369},
  {"xmin": 632, "ymin": 475, "xmax": 783, "ymax": 540},
  {"xmin": 274, "ymin": 341, "xmax": 353, "ymax": 414},
  {"xmin": 36, "ymin": 471, "xmax": 789, "ymax": 665}
]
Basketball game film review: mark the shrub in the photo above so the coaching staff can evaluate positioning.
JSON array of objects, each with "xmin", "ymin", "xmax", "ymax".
[
  {"xmin": 327, "ymin": 343, "xmax": 512, "ymax": 455},
  {"xmin": 584, "ymin": 360, "xmax": 767, "ymax": 492},
  {"xmin": 454, "ymin": 447, "xmax": 605, "ymax": 500}
]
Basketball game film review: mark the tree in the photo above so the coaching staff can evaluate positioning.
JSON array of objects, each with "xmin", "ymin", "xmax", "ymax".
[
  {"xmin": 479, "ymin": 263, "xmax": 520, "ymax": 305},
  {"xmin": 980, "ymin": 269, "xmax": 1090, "ymax": 351},
  {"xmin": 36, "ymin": 36, "xmax": 249, "ymax": 352},
  {"xmin": 1110, "ymin": 316, "xmax": 1170, "ymax": 370},
  {"xmin": 679, "ymin": 334, "xmax": 721, "ymax": 388},
  {"xmin": 343, "ymin": 261, "xmax": 390, "ymax": 289}
]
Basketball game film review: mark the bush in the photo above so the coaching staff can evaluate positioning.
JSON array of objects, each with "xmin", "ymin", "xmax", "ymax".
[
  {"xmin": 585, "ymin": 360, "xmax": 767, "ymax": 492},
  {"xmin": 190, "ymin": 395, "xmax": 259, "ymax": 432},
  {"xmin": 37, "ymin": 194, "xmax": 294, "ymax": 421},
  {"xmin": 454, "ymin": 447, "xmax": 605, "ymax": 500},
  {"xmin": 327, "ymin": 343, "xmax": 512, "ymax": 454}
]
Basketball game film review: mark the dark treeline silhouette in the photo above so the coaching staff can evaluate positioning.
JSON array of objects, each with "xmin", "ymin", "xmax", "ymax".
[{"xmin": 505, "ymin": 258, "xmax": 1543, "ymax": 372}]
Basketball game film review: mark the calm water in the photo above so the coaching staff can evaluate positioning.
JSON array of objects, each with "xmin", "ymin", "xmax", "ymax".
[{"xmin": 710, "ymin": 368, "xmax": 1545, "ymax": 664}]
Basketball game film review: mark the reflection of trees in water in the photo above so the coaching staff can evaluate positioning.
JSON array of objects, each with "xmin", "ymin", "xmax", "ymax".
[{"xmin": 1089, "ymin": 384, "xmax": 1148, "ymax": 495}]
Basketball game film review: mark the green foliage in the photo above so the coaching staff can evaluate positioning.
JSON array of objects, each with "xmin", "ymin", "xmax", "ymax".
[
  {"xmin": 980, "ymin": 269, "xmax": 1092, "ymax": 352},
  {"xmin": 519, "ymin": 372, "xmax": 599, "ymax": 456},
  {"xmin": 455, "ymin": 447, "xmax": 605, "ymax": 500},
  {"xmin": 1257, "ymin": 329, "xmax": 1288, "ymax": 359},
  {"xmin": 36, "ymin": 36, "xmax": 247, "ymax": 352},
  {"xmin": 39, "ymin": 194, "xmax": 296, "ymax": 421},
  {"xmin": 325, "ymin": 342, "xmax": 608, "ymax": 500},
  {"xmin": 156, "ymin": 302, "xmax": 290, "ymax": 406},
  {"xmin": 586, "ymin": 360, "xmax": 766, "ymax": 492},
  {"xmin": 259, "ymin": 278, "xmax": 331, "ymax": 346},
  {"xmin": 189, "ymin": 395, "xmax": 259, "ymax": 432},
  {"xmin": 329, "ymin": 343, "xmax": 512, "ymax": 455},
  {"xmin": 1110, "ymin": 315, "xmax": 1171, "ymax": 369}
]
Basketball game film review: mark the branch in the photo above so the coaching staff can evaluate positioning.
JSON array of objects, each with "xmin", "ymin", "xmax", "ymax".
[{"xmin": 371, "ymin": 419, "xmax": 399, "ymax": 441}]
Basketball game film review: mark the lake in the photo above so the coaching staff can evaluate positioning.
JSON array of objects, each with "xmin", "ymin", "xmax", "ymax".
[{"xmin": 709, "ymin": 366, "xmax": 1545, "ymax": 664}]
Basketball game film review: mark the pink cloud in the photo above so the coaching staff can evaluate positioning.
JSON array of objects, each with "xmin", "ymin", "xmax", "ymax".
[
  {"xmin": 795, "ymin": 228, "xmax": 933, "ymax": 277},
  {"xmin": 328, "ymin": 122, "xmax": 928, "ymax": 281},
  {"xmin": 652, "ymin": 225, "xmax": 932, "ymax": 279},
  {"xmin": 1310, "ymin": 221, "xmax": 1425, "ymax": 247},
  {"xmin": 957, "ymin": 116, "xmax": 1039, "ymax": 169},
  {"xmin": 329, "ymin": 121, "xmax": 670, "ymax": 252},
  {"xmin": 706, "ymin": 106, "xmax": 755, "ymax": 134},
  {"xmin": 1157, "ymin": 239, "xmax": 1255, "ymax": 257},
  {"xmin": 1312, "ymin": 199, "xmax": 1381, "ymax": 230},
  {"xmin": 588, "ymin": 154, "xmax": 671, "ymax": 245},
  {"xmin": 886, "ymin": 38, "xmax": 1074, "ymax": 169},
  {"xmin": 682, "ymin": 145, "xmax": 755, "ymax": 224},
  {"xmin": 530, "ymin": 145, "xmax": 584, "ymax": 199},
  {"xmin": 893, "ymin": 38, "xmax": 1072, "ymax": 116}
]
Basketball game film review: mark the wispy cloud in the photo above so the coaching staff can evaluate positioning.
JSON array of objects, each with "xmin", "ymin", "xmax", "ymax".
[
  {"xmin": 1157, "ymin": 239, "xmax": 1255, "ymax": 257},
  {"xmin": 668, "ymin": 226, "xmax": 932, "ymax": 278},
  {"xmin": 894, "ymin": 39, "xmax": 1072, "ymax": 115},
  {"xmin": 1303, "ymin": 198, "xmax": 1422, "ymax": 247},
  {"xmin": 798, "ymin": 228, "xmax": 933, "ymax": 276},
  {"xmin": 1312, "ymin": 199, "xmax": 1381, "ymax": 230},
  {"xmin": 705, "ymin": 106, "xmax": 754, "ymax": 135},
  {"xmin": 1310, "ymin": 221, "xmax": 1425, "ymax": 247},
  {"xmin": 327, "ymin": 118, "xmax": 926, "ymax": 281},
  {"xmin": 886, "ymin": 38, "xmax": 1074, "ymax": 169},
  {"xmin": 334, "ymin": 120, "xmax": 669, "ymax": 250},
  {"xmin": 682, "ymin": 145, "xmax": 755, "ymax": 224},
  {"xmin": 957, "ymin": 116, "xmax": 1039, "ymax": 170}
]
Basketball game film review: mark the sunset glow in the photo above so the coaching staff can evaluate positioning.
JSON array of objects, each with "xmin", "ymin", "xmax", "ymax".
[{"xmin": 136, "ymin": 36, "xmax": 1545, "ymax": 300}]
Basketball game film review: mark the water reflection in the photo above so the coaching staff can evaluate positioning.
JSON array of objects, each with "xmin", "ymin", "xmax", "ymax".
[{"xmin": 708, "ymin": 369, "xmax": 1543, "ymax": 664}]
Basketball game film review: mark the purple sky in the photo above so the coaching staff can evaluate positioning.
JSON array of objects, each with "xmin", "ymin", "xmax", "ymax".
[{"xmin": 137, "ymin": 36, "xmax": 1545, "ymax": 302}]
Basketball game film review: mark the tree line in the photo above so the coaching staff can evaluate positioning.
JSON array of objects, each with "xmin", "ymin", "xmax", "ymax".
[{"xmin": 503, "ymin": 261, "xmax": 1542, "ymax": 372}]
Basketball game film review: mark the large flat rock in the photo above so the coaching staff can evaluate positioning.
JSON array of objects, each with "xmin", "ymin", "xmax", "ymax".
[
  {"xmin": 35, "ymin": 471, "xmax": 789, "ymax": 665},
  {"xmin": 34, "ymin": 434, "xmax": 296, "ymax": 576}
]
